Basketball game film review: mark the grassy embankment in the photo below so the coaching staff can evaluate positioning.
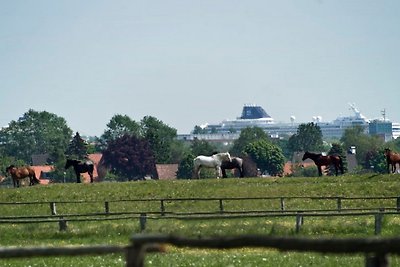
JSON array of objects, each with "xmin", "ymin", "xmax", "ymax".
[{"xmin": 1, "ymin": 173, "xmax": 400, "ymax": 266}]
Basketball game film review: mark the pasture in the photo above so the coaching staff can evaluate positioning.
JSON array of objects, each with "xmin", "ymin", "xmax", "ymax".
[{"xmin": 1, "ymin": 173, "xmax": 400, "ymax": 266}]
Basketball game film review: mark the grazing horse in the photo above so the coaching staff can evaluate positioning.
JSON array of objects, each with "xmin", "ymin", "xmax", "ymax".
[
  {"xmin": 302, "ymin": 151, "xmax": 344, "ymax": 176},
  {"xmin": 220, "ymin": 157, "xmax": 244, "ymax": 178},
  {"xmin": 5, "ymin": 165, "xmax": 40, "ymax": 188},
  {"xmin": 193, "ymin": 152, "xmax": 232, "ymax": 179},
  {"xmin": 384, "ymin": 148, "xmax": 400, "ymax": 174},
  {"xmin": 65, "ymin": 159, "xmax": 94, "ymax": 183}
]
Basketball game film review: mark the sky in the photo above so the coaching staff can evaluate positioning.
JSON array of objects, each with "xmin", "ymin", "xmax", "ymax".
[{"xmin": 1, "ymin": 1, "xmax": 399, "ymax": 137}]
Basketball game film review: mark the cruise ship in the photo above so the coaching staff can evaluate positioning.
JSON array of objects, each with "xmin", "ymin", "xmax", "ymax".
[{"xmin": 179, "ymin": 104, "xmax": 399, "ymax": 141}]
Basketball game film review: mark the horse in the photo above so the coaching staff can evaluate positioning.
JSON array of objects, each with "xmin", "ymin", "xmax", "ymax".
[
  {"xmin": 302, "ymin": 151, "xmax": 344, "ymax": 176},
  {"xmin": 220, "ymin": 157, "xmax": 244, "ymax": 178},
  {"xmin": 193, "ymin": 152, "xmax": 232, "ymax": 179},
  {"xmin": 65, "ymin": 159, "xmax": 94, "ymax": 183},
  {"xmin": 5, "ymin": 165, "xmax": 40, "ymax": 188},
  {"xmin": 384, "ymin": 148, "xmax": 400, "ymax": 174}
]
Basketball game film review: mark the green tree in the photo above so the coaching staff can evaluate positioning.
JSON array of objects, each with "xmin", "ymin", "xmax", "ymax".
[
  {"xmin": 102, "ymin": 135, "xmax": 158, "ymax": 181},
  {"xmin": 327, "ymin": 143, "xmax": 347, "ymax": 175},
  {"xmin": 0, "ymin": 109, "xmax": 72, "ymax": 163},
  {"xmin": 97, "ymin": 114, "xmax": 140, "ymax": 150},
  {"xmin": 190, "ymin": 138, "xmax": 217, "ymax": 156},
  {"xmin": 365, "ymin": 149, "xmax": 386, "ymax": 174},
  {"xmin": 244, "ymin": 140, "xmax": 285, "ymax": 176},
  {"xmin": 340, "ymin": 126, "xmax": 384, "ymax": 167},
  {"xmin": 65, "ymin": 132, "xmax": 89, "ymax": 160},
  {"xmin": 230, "ymin": 127, "xmax": 269, "ymax": 156},
  {"xmin": 140, "ymin": 116, "xmax": 177, "ymax": 164},
  {"xmin": 192, "ymin": 125, "xmax": 207, "ymax": 134},
  {"xmin": 176, "ymin": 153, "xmax": 195, "ymax": 179},
  {"xmin": 288, "ymin": 122, "xmax": 323, "ymax": 153}
]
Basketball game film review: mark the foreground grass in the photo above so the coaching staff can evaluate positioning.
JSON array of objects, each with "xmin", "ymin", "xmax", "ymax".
[{"xmin": 1, "ymin": 173, "xmax": 400, "ymax": 266}]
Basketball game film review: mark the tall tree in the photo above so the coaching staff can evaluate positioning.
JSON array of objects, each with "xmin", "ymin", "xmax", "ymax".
[
  {"xmin": 288, "ymin": 122, "xmax": 323, "ymax": 152},
  {"xmin": 230, "ymin": 127, "xmax": 269, "ymax": 156},
  {"xmin": 0, "ymin": 109, "xmax": 72, "ymax": 163},
  {"xmin": 340, "ymin": 126, "xmax": 384, "ymax": 167},
  {"xmin": 140, "ymin": 116, "xmax": 177, "ymax": 163},
  {"xmin": 102, "ymin": 135, "xmax": 158, "ymax": 181},
  {"xmin": 176, "ymin": 153, "xmax": 195, "ymax": 179},
  {"xmin": 190, "ymin": 138, "xmax": 217, "ymax": 156},
  {"xmin": 97, "ymin": 114, "xmax": 140, "ymax": 150},
  {"xmin": 244, "ymin": 140, "xmax": 285, "ymax": 176},
  {"xmin": 65, "ymin": 132, "xmax": 89, "ymax": 160}
]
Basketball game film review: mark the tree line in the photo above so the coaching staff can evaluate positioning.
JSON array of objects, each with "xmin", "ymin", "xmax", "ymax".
[{"xmin": 1, "ymin": 109, "xmax": 399, "ymax": 182}]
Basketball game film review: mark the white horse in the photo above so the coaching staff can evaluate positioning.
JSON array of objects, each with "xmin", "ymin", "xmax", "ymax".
[{"xmin": 193, "ymin": 152, "xmax": 232, "ymax": 179}]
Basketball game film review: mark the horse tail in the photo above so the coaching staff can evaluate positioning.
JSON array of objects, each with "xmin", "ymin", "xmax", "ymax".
[
  {"xmin": 338, "ymin": 156, "xmax": 344, "ymax": 174},
  {"xmin": 32, "ymin": 171, "xmax": 40, "ymax": 184}
]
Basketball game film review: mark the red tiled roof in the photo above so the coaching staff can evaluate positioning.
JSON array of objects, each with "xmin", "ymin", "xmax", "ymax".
[{"xmin": 156, "ymin": 164, "xmax": 178, "ymax": 180}]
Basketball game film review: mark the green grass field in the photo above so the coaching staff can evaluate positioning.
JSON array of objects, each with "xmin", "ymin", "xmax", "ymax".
[{"xmin": 1, "ymin": 173, "xmax": 400, "ymax": 266}]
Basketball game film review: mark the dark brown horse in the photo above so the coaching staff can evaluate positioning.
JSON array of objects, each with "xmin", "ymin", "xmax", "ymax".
[
  {"xmin": 384, "ymin": 148, "xmax": 400, "ymax": 174},
  {"xmin": 5, "ymin": 165, "xmax": 40, "ymax": 188},
  {"xmin": 221, "ymin": 157, "xmax": 244, "ymax": 178},
  {"xmin": 65, "ymin": 159, "xmax": 94, "ymax": 183},
  {"xmin": 302, "ymin": 151, "xmax": 344, "ymax": 176}
]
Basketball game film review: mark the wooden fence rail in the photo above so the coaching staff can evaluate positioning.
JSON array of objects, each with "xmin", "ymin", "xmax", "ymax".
[
  {"xmin": 1, "ymin": 234, "xmax": 400, "ymax": 266},
  {"xmin": 1, "ymin": 195, "xmax": 400, "ymax": 216},
  {"xmin": 128, "ymin": 234, "xmax": 400, "ymax": 267}
]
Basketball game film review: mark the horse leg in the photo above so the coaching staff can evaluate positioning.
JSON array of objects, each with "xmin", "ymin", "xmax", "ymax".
[
  {"xmin": 89, "ymin": 172, "xmax": 94, "ymax": 183},
  {"xmin": 76, "ymin": 172, "xmax": 81, "ymax": 183},
  {"xmin": 216, "ymin": 167, "xmax": 221, "ymax": 179},
  {"xmin": 317, "ymin": 166, "xmax": 322, "ymax": 176},
  {"xmin": 221, "ymin": 168, "xmax": 227, "ymax": 178}
]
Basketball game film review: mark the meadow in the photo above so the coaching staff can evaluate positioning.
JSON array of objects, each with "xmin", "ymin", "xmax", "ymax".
[{"xmin": 1, "ymin": 173, "xmax": 400, "ymax": 266}]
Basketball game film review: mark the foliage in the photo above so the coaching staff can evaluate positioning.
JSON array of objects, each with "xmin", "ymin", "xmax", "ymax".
[
  {"xmin": 340, "ymin": 126, "xmax": 385, "ymax": 167},
  {"xmin": 244, "ymin": 140, "xmax": 285, "ymax": 176},
  {"xmin": 102, "ymin": 135, "xmax": 158, "ymax": 181},
  {"xmin": 365, "ymin": 149, "xmax": 387, "ymax": 174},
  {"xmin": 190, "ymin": 138, "xmax": 217, "ymax": 156},
  {"xmin": 327, "ymin": 143, "xmax": 347, "ymax": 175},
  {"xmin": 96, "ymin": 114, "xmax": 140, "ymax": 151},
  {"xmin": 192, "ymin": 125, "xmax": 207, "ymax": 134},
  {"xmin": 140, "ymin": 116, "xmax": 177, "ymax": 164},
  {"xmin": 176, "ymin": 154, "xmax": 195, "ymax": 179},
  {"xmin": 65, "ymin": 132, "xmax": 89, "ymax": 160},
  {"xmin": 288, "ymin": 122, "xmax": 323, "ymax": 152},
  {"xmin": 289, "ymin": 164, "xmax": 319, "ymax": 177},
  {"xmin": 0, "ymin": 109, "xmax": 72, "ymax": 163},
  {"xmin": 230, "ymin": 127, "xmax": 269, "ymax": 156}
]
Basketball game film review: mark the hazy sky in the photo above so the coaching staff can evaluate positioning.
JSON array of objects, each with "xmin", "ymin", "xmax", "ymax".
[{"xmin": 1, "ymin": 1, "xmax": 399, "ymax": 136}]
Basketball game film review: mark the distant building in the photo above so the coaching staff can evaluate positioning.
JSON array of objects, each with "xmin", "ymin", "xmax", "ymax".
[{"xmin": 369, "ymin": 120, "xmax": 393, "ymax": 142}]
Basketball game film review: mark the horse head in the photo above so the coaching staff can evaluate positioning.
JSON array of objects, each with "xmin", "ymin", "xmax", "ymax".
[
  {"xmin": 5, "ymin": 165, "xmax": 15, "ymax": 174},
  {"xmin": 384, "ymin": 148, "xmax": 391, "ymax": 157},
  {"xmin": 302, "ymin": 152, "xmax": 310, "ymax": 161}
]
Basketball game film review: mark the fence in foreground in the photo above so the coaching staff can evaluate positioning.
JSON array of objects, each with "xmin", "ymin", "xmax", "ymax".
[{"xmin": 1, "ymin": 234, "xmax": 400, "ymax": 267}]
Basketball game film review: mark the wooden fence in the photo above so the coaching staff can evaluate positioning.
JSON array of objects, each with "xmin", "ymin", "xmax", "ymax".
[
  {"xmin": 1, "ymin": 196, "xmax": 400, "ymax": 234},
  {"xmin": 1, "ymin": 234, "xmax": 400, "ymax": 266}
]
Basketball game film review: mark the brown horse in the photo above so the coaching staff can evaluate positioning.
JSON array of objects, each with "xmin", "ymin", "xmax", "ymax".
[
  {"xmin": 384, "ymin": 148, "xmax": 400, "ymax": 174},
  {"xmin": 302, "ymin": 151, "xmax": 344, "ymax": 176},
  {"xmin": 65, "ymin": 159, "xmax": 94, "ymax": 183},
  {"xmin": 5, "ymin": 165, "xmax": 40, "ymax": 188},
  {"xmin": 221, "ymin": 157, "xmax": 244, "ymax": 178}
]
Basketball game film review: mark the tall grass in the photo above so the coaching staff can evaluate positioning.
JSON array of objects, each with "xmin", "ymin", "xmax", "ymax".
[{"xmin": 1, "ymin": 173, "xmax": 400, "ymax": 266}]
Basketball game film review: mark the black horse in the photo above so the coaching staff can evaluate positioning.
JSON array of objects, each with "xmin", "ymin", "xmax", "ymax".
[
  {"xmin": 65, "ymin": 159, "xmax": 94, "ymax": 183},
  {"xmin": 221, "ymin": 157, "xmax": 244, "ymax": 178},
  {"xmin": 302, "ymin": 151, "xmax": 344, "ymax": 176}
]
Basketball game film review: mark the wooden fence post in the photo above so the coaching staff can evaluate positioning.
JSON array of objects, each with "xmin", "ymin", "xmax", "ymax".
[
  {"xmin": 374, "ymin": 209, "xmax": 384, "ymax": 235},
  {"xmin": 280, "ymin": 197, "xmax": 285, "ymax": 211},
  {"xmin": 219, "ymin": 199, "xmax": 224, "ymax": 214},
  {"xmin": 126, "ymin": 244, "xmax": 145, "ymax": 267},
  {"xmin": 337, "ymin": 197, "xmax": 342, "ymax": 212},
  {"xmin": 295, "ymin": 212, "xmax": 304, "ymax": 233},
  {"xmin": 397, "ymin": 197, "xmax": 400, "ymax": 212},
  {"xmin": 59, "ymin": 217, "xmax": 67, "ymax": 231},
  {"xmin": 139, "ymin": 213, "xmax": 147, "ymax": 232},
  {"xmin": 160, "ymin": 200, "xmax": 165, "ymax": 216},
  {"xmin": 104, "ymin": 201, "xmax": 109, "ymax": 214},
  {"xmin": 365, "ymin": 253, "xmax": 388, "ymax": 267},
  {"xmin": 50, "ymin": 202, "xmax": 57, "ymax": 215}
]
